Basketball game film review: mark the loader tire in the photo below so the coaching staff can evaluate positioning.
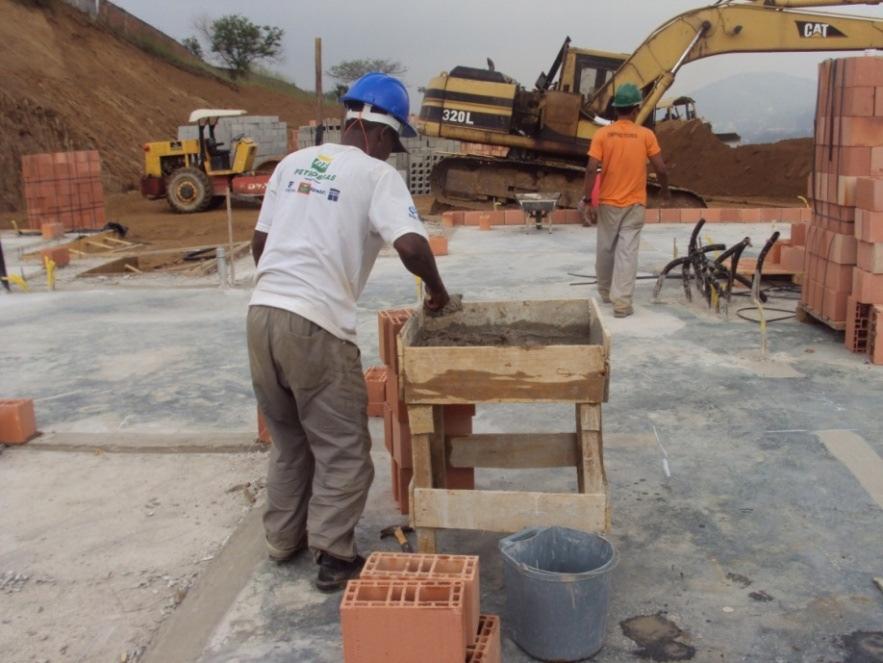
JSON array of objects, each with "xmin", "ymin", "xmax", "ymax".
[{"xmin": 167, "ymin": 167, "xmax": 213, "ymax": 214}]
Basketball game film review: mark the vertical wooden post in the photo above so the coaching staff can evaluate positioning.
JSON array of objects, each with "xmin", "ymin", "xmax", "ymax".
[
  {"xmin": 314, "ymin": 37, "xmax": 324, "ymax": 145},
  {"xmin": 225, "ymin": 187, "xmax": 235, "ymax": 285},
  {"xmin": 408, "ymin": 404, "xmax": 443, "ymax": 553},
  {"xmin": 576, "ymin": 403, "xmax": 605, "ymax": 494}
]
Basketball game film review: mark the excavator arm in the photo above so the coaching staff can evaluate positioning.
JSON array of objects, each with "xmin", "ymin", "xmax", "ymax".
[{"xmin": 589, "ymin": 0, "xmax": 883, "ymax": 124}]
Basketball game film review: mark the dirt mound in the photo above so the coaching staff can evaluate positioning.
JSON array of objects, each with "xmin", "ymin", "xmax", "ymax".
[
  {"xmin": 656, "ymin": 120, "xmax": 812, "ymax": 200},
  {"xmin": 1, "ymin": 1, "xmax": 320, "ymax": 212}
]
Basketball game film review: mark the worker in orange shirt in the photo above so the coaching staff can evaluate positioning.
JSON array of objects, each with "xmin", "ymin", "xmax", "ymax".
[{"xmin": 580, "ymin": 84, "xmax": 669, "ymax": 318}]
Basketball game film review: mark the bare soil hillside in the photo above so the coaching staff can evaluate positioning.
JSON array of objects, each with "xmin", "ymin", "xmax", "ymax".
[{"xmin": 0, "ymin": 0, "xmax": 320, "ymax": 211}]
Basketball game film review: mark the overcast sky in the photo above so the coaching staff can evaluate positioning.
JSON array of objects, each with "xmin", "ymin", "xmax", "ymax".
[{"xmin": 116, "ymin": 0, "xmax": 883, "ymax": 98}]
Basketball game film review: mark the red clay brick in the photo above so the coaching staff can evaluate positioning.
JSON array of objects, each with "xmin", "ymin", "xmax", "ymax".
[
  {"xmin": 858, "ymin": 241, "xmax": 883, "ymax": 273},
  {"xmin": 40, "ymin": 221, "xmax": 65, "ymax": 240},
  {"xmin": 823, "ymin": 286, "xmax": 849, "ymax": 323},
  {"xmin": 441, "ymin": 212, "xmax": 456, "ymax": 228},
  {"xmin": 791, "ymin": 223, "xmax": 807, "ymax": 246},
  {"xmin": 478, "ymin": 214, "xmax": 492, "ymax": 231},
  {"xmin": 428, "ymin": 235, "xmax": 448, "ymax": 257},
  {"xmin": 856, "ymin": 208, "xmax": 883, "ymax": 242},
  {"xmin": 854, "ymin": 267, "xmax": 883, "ymax": 304},
  {"xmin": 869, "ymin": 306, "xmax": 883, "ymax": 364},
  {"xmin": 40, "ymin": 247, "xmax": 70, "ymax": 268},
  {"xmin": 340, "ymin": 579, "xmax": 468, "ymax": 663},
  {"xmin": 466, "ymin": 615, "xmax": 502, "ymax": 663},
  {"xmin": 825, "ymin": 260, "xmax": 854, "ymax": 292},
  {"xmin": 362, "ymin": 553, "xmax": 480, "ymax": 645},
  {"xmin": 680, "ymin": 208, "xmax": 703, "ymax": 224},
  {"xmin": 377, "ymin": 309, "xmax": 413, "ymax": 370},
  {"xmin": 871, "ymin": 147, "xmax": 883, "ymax": 176},
  {"xmin": 463, "ymin": 211, "xmax": 481, "ymax": 226},
  {"xmin": 658, "ymin": 208, "xmax": 681, "ymax": 223},
  {"xmin": 382, "ymin": 404, "xmax": 394, "ymax": 454},
  {"xmin": 504, "ymin": 209, "xmax": 524, "ymax": 225},
  {"xmin": 843, "ymin": 87, "xmax": 876, "ymax": 117},
  {"xmin": 644, "ymin": 208, "xmax": 660, "ymax": 224},
  {"xmin": 844, "ymin": 57, "xmax": 883, "ymax": 89},
  {"xmin": 781, "ymin": 246, "xmax": 806, "ymax": 273},
  {"xmin": 841, "ymin": 116, "xmax": 883, "ymax": 148},
  {"xmin": 845, "ymin": 297, "xmax": 873, "ymax": 353},
  {"xmin": 0, "ymin": 399, "xmax": 37, "ymax": 444},
  {"xmin": 364, "ymin": 366, "xmax": 388, "ymax": 405},
  {"xmin": 390, "ymin": 457, "xmax": 413, "ymax": 513}
]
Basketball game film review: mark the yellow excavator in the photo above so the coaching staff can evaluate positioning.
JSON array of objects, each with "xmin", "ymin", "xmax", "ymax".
[{"xmin": 419, "ymin": 0, "xmax": 883, "ymax": 209}]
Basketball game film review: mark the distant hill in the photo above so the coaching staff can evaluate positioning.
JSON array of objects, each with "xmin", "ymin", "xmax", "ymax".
[{"xmin": 686, "ymin": 72, "xmax": 817, "ymax": 144}]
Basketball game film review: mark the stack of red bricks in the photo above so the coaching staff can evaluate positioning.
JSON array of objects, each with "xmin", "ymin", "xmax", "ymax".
[
  {"xmin": 441, "ymin": 207, "xmax": 809, "ymax": 228},
  {"xmin": 341, "ymin": 552, "xmax": 501, "ymax": 662},
  {"xmin": 377, "ymin": 308, "xmax": 475, "ymax": 514},
  {"xmin": 21, "ymin": 150, "xmax": 106, "ymax": 232},
  {"xmin": 847, "ymin": 177, "xmax": 883, "ymax": 363},
  {"xmin": 802, "ymin": 56, "xmax": 883, "ymax": 349}
]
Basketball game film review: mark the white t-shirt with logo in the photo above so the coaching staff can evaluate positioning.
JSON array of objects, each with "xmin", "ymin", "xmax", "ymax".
[{"xmin": 249, "ymin": 143, "xmax": 427, "ymax": 342}]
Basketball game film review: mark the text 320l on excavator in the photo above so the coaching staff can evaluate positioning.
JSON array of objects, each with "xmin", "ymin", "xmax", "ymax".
[{"xmin": 418, "ymin": 0, "xmax": 883, "ymax": 210}]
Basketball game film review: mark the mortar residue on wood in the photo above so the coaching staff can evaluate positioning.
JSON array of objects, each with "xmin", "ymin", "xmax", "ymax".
[{"xmin": 413, "ymin": 321, "xmax": 590, "ymax": 347}]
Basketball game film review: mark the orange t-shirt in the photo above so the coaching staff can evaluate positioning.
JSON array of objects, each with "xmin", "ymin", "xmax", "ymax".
[{"xmin": 588, "ymin": 120, "xmax": 661, "ymax": 208}]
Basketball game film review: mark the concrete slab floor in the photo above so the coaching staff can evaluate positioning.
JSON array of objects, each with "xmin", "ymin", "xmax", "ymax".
[{"xmin": 2, "ymin": 224, "xmax": 883, "ymax": 662}]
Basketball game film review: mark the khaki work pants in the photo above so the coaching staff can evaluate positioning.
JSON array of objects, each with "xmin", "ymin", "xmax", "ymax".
[
  {"xmin": 247, "ymin": 305, "xmax": 373, "ymax": 561},
  {"xmin": 595, "ymin": 204, "xmax": 645, "ymax": 311}
]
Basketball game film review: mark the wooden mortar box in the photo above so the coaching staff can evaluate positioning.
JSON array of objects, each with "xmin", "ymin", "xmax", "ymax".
[{"xmin": 398, "ymin": 299, "xmax": 610, "ymax": 404}]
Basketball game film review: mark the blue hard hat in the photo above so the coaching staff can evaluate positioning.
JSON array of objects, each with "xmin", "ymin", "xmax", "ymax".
[{"xmin": 341, "ymin": 72, "xmax": 417, "ymax": 138}]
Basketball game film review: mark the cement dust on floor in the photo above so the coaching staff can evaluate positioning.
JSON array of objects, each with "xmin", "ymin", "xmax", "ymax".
[
  {"xmin": 3, "ymin": 224, "xmax": 883, "ymax": 662},
  {"xmin": 0, "ymin": 446, "xmax": 267, "ymax": 663}
]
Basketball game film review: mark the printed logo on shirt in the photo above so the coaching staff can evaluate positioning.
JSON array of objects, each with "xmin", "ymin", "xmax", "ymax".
[
  {"xmin": 311, "ymin": 155, "xmax": 332, "ymax": 173},
  {"xmin": 328, "ymin": 188, "xmax": 340, "ymax": 202},
  {"xmin": 293, "ymin": 167, "xmax": 337, "ymax": 182},
  {"xmin": 297, "ymin": 181, "xmax": 312, "ymax": 195},
  {"xmin": 408, "ymin": 206, "xmax": 418, "ymax": 220}
]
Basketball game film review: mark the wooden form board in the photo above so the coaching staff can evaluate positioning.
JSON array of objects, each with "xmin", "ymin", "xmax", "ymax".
[
  {"xmin": 399, "ymin": 299, "xmax": 610, "ymax": 404},
  {"xmin": 412, "ymin": 488, "xmax": 608, "ymax": 533}
]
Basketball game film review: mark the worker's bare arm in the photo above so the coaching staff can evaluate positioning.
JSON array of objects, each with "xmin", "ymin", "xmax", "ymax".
[
  {"xmin": 649, "ymin": 154, "xmax": 670, "ymax": 200},
  {"xmin": 583, "ymin": 158, "xmax": 601, "ymax": 201},
  {"xmin": 252, "ymin": 230, "xmax": 268, "ymax": 265},
  {"xmin": 393, "ymin": 233, "xmax": 449, "ymax": 310}
]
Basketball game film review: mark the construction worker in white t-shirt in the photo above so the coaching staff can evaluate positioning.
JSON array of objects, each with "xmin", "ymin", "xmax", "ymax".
[{"xmin": 247, "ymin": 73, "xmax": 450, "ymax": 591}]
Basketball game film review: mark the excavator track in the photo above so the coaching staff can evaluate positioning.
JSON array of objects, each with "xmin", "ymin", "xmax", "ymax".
[{"xmin": 430, "ymin": 155, "xmax": 705, "ymax": 210}]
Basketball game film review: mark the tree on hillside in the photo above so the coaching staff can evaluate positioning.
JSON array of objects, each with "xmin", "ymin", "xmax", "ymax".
[
  {"xmin": 182, "ymin": 36, "xmax": 203, "ymax": 59},
  {"xmin": 200, "ymin": 15, "xmax": 284, "ymax": 79},
  {"xmin": 327, "ymin": 59, "xmax": 407, "ymax": 88}
]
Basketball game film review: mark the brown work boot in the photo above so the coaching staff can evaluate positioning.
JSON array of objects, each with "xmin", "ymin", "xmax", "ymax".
[
  {"xmin": 613, "ymin": 306, "xmax": 634, "ymax": 318},
  {"xmin": 315, "ymin": 552, "xmax": 365, "ymax": 592}
]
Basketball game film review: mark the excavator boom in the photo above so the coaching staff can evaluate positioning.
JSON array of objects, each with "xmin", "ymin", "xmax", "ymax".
[
  {"xmin": 420, "ymin": 0, "xmax": 883, "ymax": 209},
  {"xmin": 592, "ymin": 3, "xmax": 883, "ymax": 124}
]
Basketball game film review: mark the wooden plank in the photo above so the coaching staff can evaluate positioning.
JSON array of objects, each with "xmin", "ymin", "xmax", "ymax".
[
  {"xmin": 577, "ymin": 403, "xmax": 605, "ymax": 494},
  {"xmin": 429, "ymin": 406, "xmax": 447, "ymax": 489},
  {"xmin": 448, "ymin": 433, "xmax": 578, "ymax": 468},
  {"xmin": 403, "ymin": 345, "xmax": 607, "ymax": 404},
  {"xmin": 407, "ymin": 405, "xmax": 435, "ymax": 435},
  {"xmin": 413, "ymin": 488, "xmax": 608, "ymax": 533}
]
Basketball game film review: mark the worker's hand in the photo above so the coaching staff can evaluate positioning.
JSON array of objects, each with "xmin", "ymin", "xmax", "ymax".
[
  {"xmin": 578, "ymin": 198, "xmax": 597, "ymax": 226},
  {"xmin": 424, "ymin": 289, "xmax": 450, "ymax": 313}
]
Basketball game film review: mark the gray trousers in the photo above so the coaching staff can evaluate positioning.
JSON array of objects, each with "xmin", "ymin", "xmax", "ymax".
[
  {"xmin": 247, "ymin": 305, "xmax": 373, "ymax": 561},
  {"xmin": 595, "ymin": 204, "xmax": 645, "ymax": 310}
]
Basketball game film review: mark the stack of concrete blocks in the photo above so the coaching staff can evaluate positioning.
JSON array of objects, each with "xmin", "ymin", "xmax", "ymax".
[
  {"xmin": 341, "ymin": 552, "xmax": 501, "ymax": 663},
  {"xmin": 377, "ymin": 308, "xmax": 475, "ymax": 514},
  {"xmin": 178, "ymin": 116, "xmax": 288, "ymax": 169},
  {"xmin": 21, "ymin": 151, "xmax": 106, "ymax": 231},
  {"xmin": 847, "ymin": 177, "xmax": 883, "ymax": 363},
  {"xmin": 802, "ymin": 56, "xmax": 883, "ymax": 328},
  {"xmin": 297, "ymin": 119, "xmax": 460, "ymax": 195}
]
